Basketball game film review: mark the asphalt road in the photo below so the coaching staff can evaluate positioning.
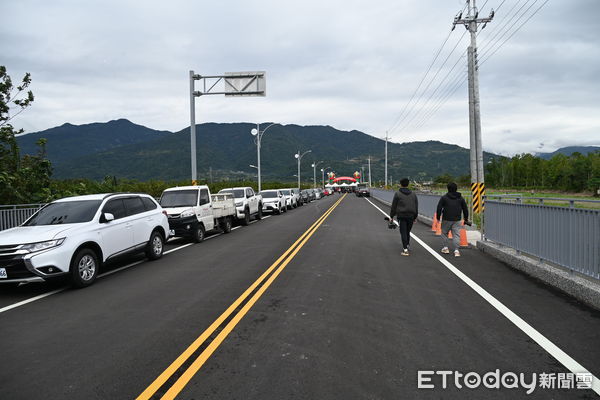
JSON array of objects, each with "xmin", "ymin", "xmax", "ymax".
[{"xmin": 1, "ymin": 194, "xmax": 599, "ymax": 399}]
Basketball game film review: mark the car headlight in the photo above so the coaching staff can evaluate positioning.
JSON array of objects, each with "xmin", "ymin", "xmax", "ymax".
[
  {"xmin": 180, "ymin": 209, "xmax": 195, "ymax": 218},
  {"xmin": 22, "ymin": 238, "xmax": 65, "ymax": 253},
  {"xmin": 235, "ymin": 202, "xmax": 243, "ymax": 207}
]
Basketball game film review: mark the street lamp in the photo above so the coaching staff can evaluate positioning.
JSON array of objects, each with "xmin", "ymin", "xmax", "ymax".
[
  {"xmin": 311, "ymin": 161, "xmax": 322, "ymax": 188},
  {"xmin": 251, "ymin": 122, "xmax": 279, "ymax": 192},
  {"xmin": 294, "ymin": 150, "xmax": 311, "ymax": 190},
  {"xmin": 321, "ymin": 166, "xmax": 331, "ymax": 188}
]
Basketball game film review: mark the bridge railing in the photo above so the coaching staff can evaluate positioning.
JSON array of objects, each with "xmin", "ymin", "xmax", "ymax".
[
  {"xmin": 371, "ymin": 188, "xmax": 599, "ymax": 280},
  {"xmin": 370, "ymin": 188, "xmax": 441, "ymax": 218},
  {"xmin": 484, "ymin": 200, "xmax": 600, "ymax": 280},
  {"xmin": 0, "ymin": 204, "xmax": 45, "ymax": 231}
]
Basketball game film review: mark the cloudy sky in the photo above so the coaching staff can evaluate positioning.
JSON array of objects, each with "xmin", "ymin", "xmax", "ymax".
[{"xmin": 3, "ymin": 0, "xmax": 599, "ymax": 155}]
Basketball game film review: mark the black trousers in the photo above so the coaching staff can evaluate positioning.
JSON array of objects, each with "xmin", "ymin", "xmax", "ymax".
[{"xmin": 398, "ymin": 217, "xmax": 414, "ymax": 249}]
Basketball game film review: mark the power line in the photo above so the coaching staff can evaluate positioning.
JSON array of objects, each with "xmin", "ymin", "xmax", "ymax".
[
  {"xmin": 480, "ymin": 0, "xmax": 551, "ymax": 66},
  {"xmin": 412, "ymin": 62, "xmax": 468, "ymax": 130},
  {"xmin": 396, "ymin": 50, "xmax": 468, "ymax": 133},
  {"xmin": 386, "ymin": 29, "xmax": 454, "ymax": 133},
  {"xmin": 387, "ymin": 2, "xmax": 469, "ymax": 134},
  {"xmin": 390, "ymin": 29, "xmax": 468, "ymax": 135},
  {"xmin": 479, "ymin": 0, "xmax": 538, "ymax": 58}
]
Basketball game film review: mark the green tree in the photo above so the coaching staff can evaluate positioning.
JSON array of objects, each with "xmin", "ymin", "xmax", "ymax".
[{"xmin": 0, "ymin": 65, "xmax": 51, "ymax": 204}]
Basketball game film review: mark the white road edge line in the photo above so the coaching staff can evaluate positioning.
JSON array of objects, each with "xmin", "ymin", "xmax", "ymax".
[
  {"xmin": 365, "ymin": 198, "xmax": 600, "ymax": 395},
  {"xmin": 0, "ymin": 242, "xmax": 195, "ymax": 315},
  {"xmin": 232, "ymin": 226, "xmax": 241, "ymax": 230}
]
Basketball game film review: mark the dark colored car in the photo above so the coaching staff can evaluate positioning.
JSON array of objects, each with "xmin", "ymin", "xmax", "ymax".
[
  {"xmin": 355, "ymin": 184, "xmax": 370, "ymax": 197},
  {"xmin": 300, "ymin": 190, "xmax": 310, "ymax": 204}
]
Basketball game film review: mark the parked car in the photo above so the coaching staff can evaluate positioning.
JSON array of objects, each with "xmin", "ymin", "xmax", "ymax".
[
  {"xmin": 259, "ymin": 190, "xmax": 286, "ymax": 214},
  {"xmin": 0, "ymin": 193, "xmax": 170, "ymax": 288},
  {"xmin": 218, "ymin": 187, "xmax": 263, "ymax": 225},
  {"xmin": 300, "ymin": 190, "xmax": 311, "ymax": 204},
  {"xmin": 355, "ymin": 183, "xmax": 371, "ymax": 197},
  {"xmin": 160, "ymin": 185, "xmax": 236, "ymax": 242},
  {"xmin": 314, "ymin": 188, "xmax": 323, "ymax": 200},
  {"xmin": 291, "ymin": 188, "xmax": 303, "ymax": 206},
  {"xmin": 307, "ymin": 189, "xmax": 316, "ymax": 201},
  {"xmin": 280, "ymin": 189, "xmax": 297, "ymax": 209}
]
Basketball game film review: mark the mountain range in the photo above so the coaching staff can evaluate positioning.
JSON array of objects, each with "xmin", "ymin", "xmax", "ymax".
[
  {"xmin": 18, "ymin": 119, "xmax": 498, "ymax": 182},
  {"xmin": 536, "ymin": 146, "xmax": 599, "ymax": 160}
]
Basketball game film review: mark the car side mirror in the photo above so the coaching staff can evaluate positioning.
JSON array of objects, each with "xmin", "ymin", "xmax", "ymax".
[{"xmin": 102, "ymin": 212, "xmax": 115, "ymax": 223}]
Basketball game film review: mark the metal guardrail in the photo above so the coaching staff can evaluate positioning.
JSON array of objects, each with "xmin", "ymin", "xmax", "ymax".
[
  {"xmin": 370, "ymin": 188, "xmax": 441, "ymax": 218},
  {"xmin": 484, "ymin": 201, "xmax": 600, "ymax": 280},
  {"xmin": 486, "ymin": 195, "xmax": 600, "ymax": 208},
  {"xmin": 0, "ymin": 204, "xmax": 45, "ymax": 231},
  {"xmin": 372, "ymin": 188, "xmax": 599, "ymax": 280}
]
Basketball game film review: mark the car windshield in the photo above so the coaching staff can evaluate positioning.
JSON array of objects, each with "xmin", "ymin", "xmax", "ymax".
[
  {"xmin": 260, "ymin": 191, "xmax": 278, "ymax": 198},
  {"xmin": 23, "ymin": 200, "xmax": 102, "ymax": 226},
  {"xmin": 220, "ymin": 189, "xmax": 245, "ymax": 198},
  {"xmin": 281, "ymin": 190, "xmax": 291, "ymax": 195},
  {"xmin": 160, "ymin": 190, "xmax": 198, "ymax": 207}
]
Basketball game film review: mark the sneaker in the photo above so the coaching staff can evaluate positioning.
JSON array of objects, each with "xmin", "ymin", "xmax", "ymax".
[
  {"xmin": 454, "ymin": 250, "xmax": 461, "ymax": 257},
  {"xmin": 401, "ymin": 249, "xmax": 409, "ymax": 256},
  {"xmin": 441, "ymin": 247, "xmax": 450, "ymax": 254}
]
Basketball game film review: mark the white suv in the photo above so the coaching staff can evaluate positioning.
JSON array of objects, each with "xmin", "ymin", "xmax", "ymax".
[{"xmin": 0, "ymin": 193, "xmax": 169, "ymax": 288}]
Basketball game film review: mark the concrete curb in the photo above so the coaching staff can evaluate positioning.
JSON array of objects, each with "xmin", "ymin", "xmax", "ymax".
[{"xmin": 477, "ymin": 240, "xmax": 600, "ymax": 311}]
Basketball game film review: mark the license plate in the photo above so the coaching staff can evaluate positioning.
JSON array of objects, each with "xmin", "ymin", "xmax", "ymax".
[{"xmin": 0, "ymin": 268, "xmax": 7, "ymax": 279}]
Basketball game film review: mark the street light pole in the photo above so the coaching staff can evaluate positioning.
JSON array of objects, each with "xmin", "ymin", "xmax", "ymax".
[
  {"xmin": 295, "ymin": 150, "xmax": 311, "ymax": 190},
  {"xmin": 311, "ymin": 161, "xmax": 322, "ymax": 188},
  {"xmin": 251, "ymin": 122, "xmax": 278, "ymax": 192}
]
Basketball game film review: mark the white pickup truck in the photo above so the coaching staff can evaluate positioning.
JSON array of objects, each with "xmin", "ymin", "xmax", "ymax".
[
  {"xmin": 218, "ymin": 187, "xmax": 263, "ymax": 225},
  {"xmin": 159, "ymin": 185, "xmax": 236, "ymax": 242}
]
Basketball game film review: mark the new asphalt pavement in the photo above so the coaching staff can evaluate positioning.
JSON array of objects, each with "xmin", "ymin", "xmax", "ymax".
[{"xmin": 1, "ymin": 193, "xmax": 599, "ymax": 399}]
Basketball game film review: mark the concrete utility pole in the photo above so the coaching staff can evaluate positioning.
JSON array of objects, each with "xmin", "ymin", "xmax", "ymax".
[
  {"xmin": 384, "ymin": 131, "xmax": 389, "ymax": 187},
  {"xmin": 453, "ymin": 0, "xmax": 493, "ymax": 213}
]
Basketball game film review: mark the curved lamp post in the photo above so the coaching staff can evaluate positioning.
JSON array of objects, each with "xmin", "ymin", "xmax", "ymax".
[
  {"xmin": 294, "ymin": 150, "xmax": 311, "ymax": 190},
  {"xmin": 251, "ymin": 123, "xmax": 279, "ymax": 192}
]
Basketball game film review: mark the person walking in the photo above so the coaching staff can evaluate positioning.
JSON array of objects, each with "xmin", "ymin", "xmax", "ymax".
[
  {"xmin": 436, "ymin": 182, "xmax": 469, "ymax": 257},
  {"xmin": 390, "ymin": 178, "xmax": 418, "ymax": 256}
]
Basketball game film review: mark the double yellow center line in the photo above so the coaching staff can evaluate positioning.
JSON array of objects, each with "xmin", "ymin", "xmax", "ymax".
[{"xmin": 137, "ymin": 194, "xmax": 346, "ymax": 400}]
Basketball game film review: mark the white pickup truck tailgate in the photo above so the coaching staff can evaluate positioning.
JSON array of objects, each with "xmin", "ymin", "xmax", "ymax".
[{"xmin": 210, "ymin": 194, "xmax": 236, "ymax": 218}]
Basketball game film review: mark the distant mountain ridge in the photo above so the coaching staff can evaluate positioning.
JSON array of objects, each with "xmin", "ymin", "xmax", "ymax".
[
  {"xmin": 18, "ymin": 119, "xmax": 497, "ymax": 182},
  {"xmin": 536, "ymin": 146, "xmax": 599, "ymax": 159}
]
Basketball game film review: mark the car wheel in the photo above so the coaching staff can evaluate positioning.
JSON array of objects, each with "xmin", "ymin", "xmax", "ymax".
[
  {"xmin": 241, "ymin": 209, "xmax": 250, "ymax": 225},
  {"xmin": 70, "ymin": 248, "xmax": 99, "ymax": 288},
  {"xmin": 146, "ymin": 230, "xmax": 165, "ymax": 259},
  {"xmin": 192, "ymin": 223, "xmax": 205, "ymax": 243},
  {"xmin": 220, "ymin": 217, "xmax": 232, "ymax": 233},
  {"xmin": 256, "ymin": 206, "xmax": 263, "ymax": 220}
]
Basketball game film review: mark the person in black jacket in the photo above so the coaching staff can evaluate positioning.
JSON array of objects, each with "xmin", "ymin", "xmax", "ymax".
[
  {"xmin": 436, "ymin": 182, "xmax": 469, "ymax": 257},
  {"xmin": 390, "ymin": 178, "xmax": 419, "ymax": 256}
]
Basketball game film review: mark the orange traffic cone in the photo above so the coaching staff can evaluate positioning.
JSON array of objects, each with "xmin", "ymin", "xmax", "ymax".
[
  {"xmin": 448, "ymin": 230, "xmax": 453, "ymax": 239},
  {"xmin": 431, "ymin": 213, "xmax": 438, "ymax": 231},
  {"xmin": 435, "ymin": 220, "xmax": 442, "ymax": 236},
  {"xmin": 459, "ymin": 228, "xmax": 469, "ymax": 247}
]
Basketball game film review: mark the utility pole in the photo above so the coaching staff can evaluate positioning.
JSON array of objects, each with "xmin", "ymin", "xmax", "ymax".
[
  {"xmin": 453, "ymin": 0, "xmax": 493, "ymax": 214},
  {"xmin": 384, "ymin": 131, "xmax": 389, "ymax": 188},
  {"xmin": 361, "ymin": 166, "xmax": 365, "ymax": 183},
  {"xmin": 368, "ymin": 156, "xmax": 372, "ymax": 187}
]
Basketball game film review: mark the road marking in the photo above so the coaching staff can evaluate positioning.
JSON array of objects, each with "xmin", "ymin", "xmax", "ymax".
[
  {"xmin": 231, "ymin": 226, "xmax": 241, "ymax": 231},
  {"xmin": 0, "ymin": 288, "xmax": 66, "ymax": 314},
  {"xmin": 0, "ymin": 242, "xmax": 196, "ymax": 315},
  {"xmin": 365, "ymin": 198, "xmax": 600, "ymax": 395},
  {"xmin": 137, "ymin": 194, "xmax": 346, "ymax": 400}
]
